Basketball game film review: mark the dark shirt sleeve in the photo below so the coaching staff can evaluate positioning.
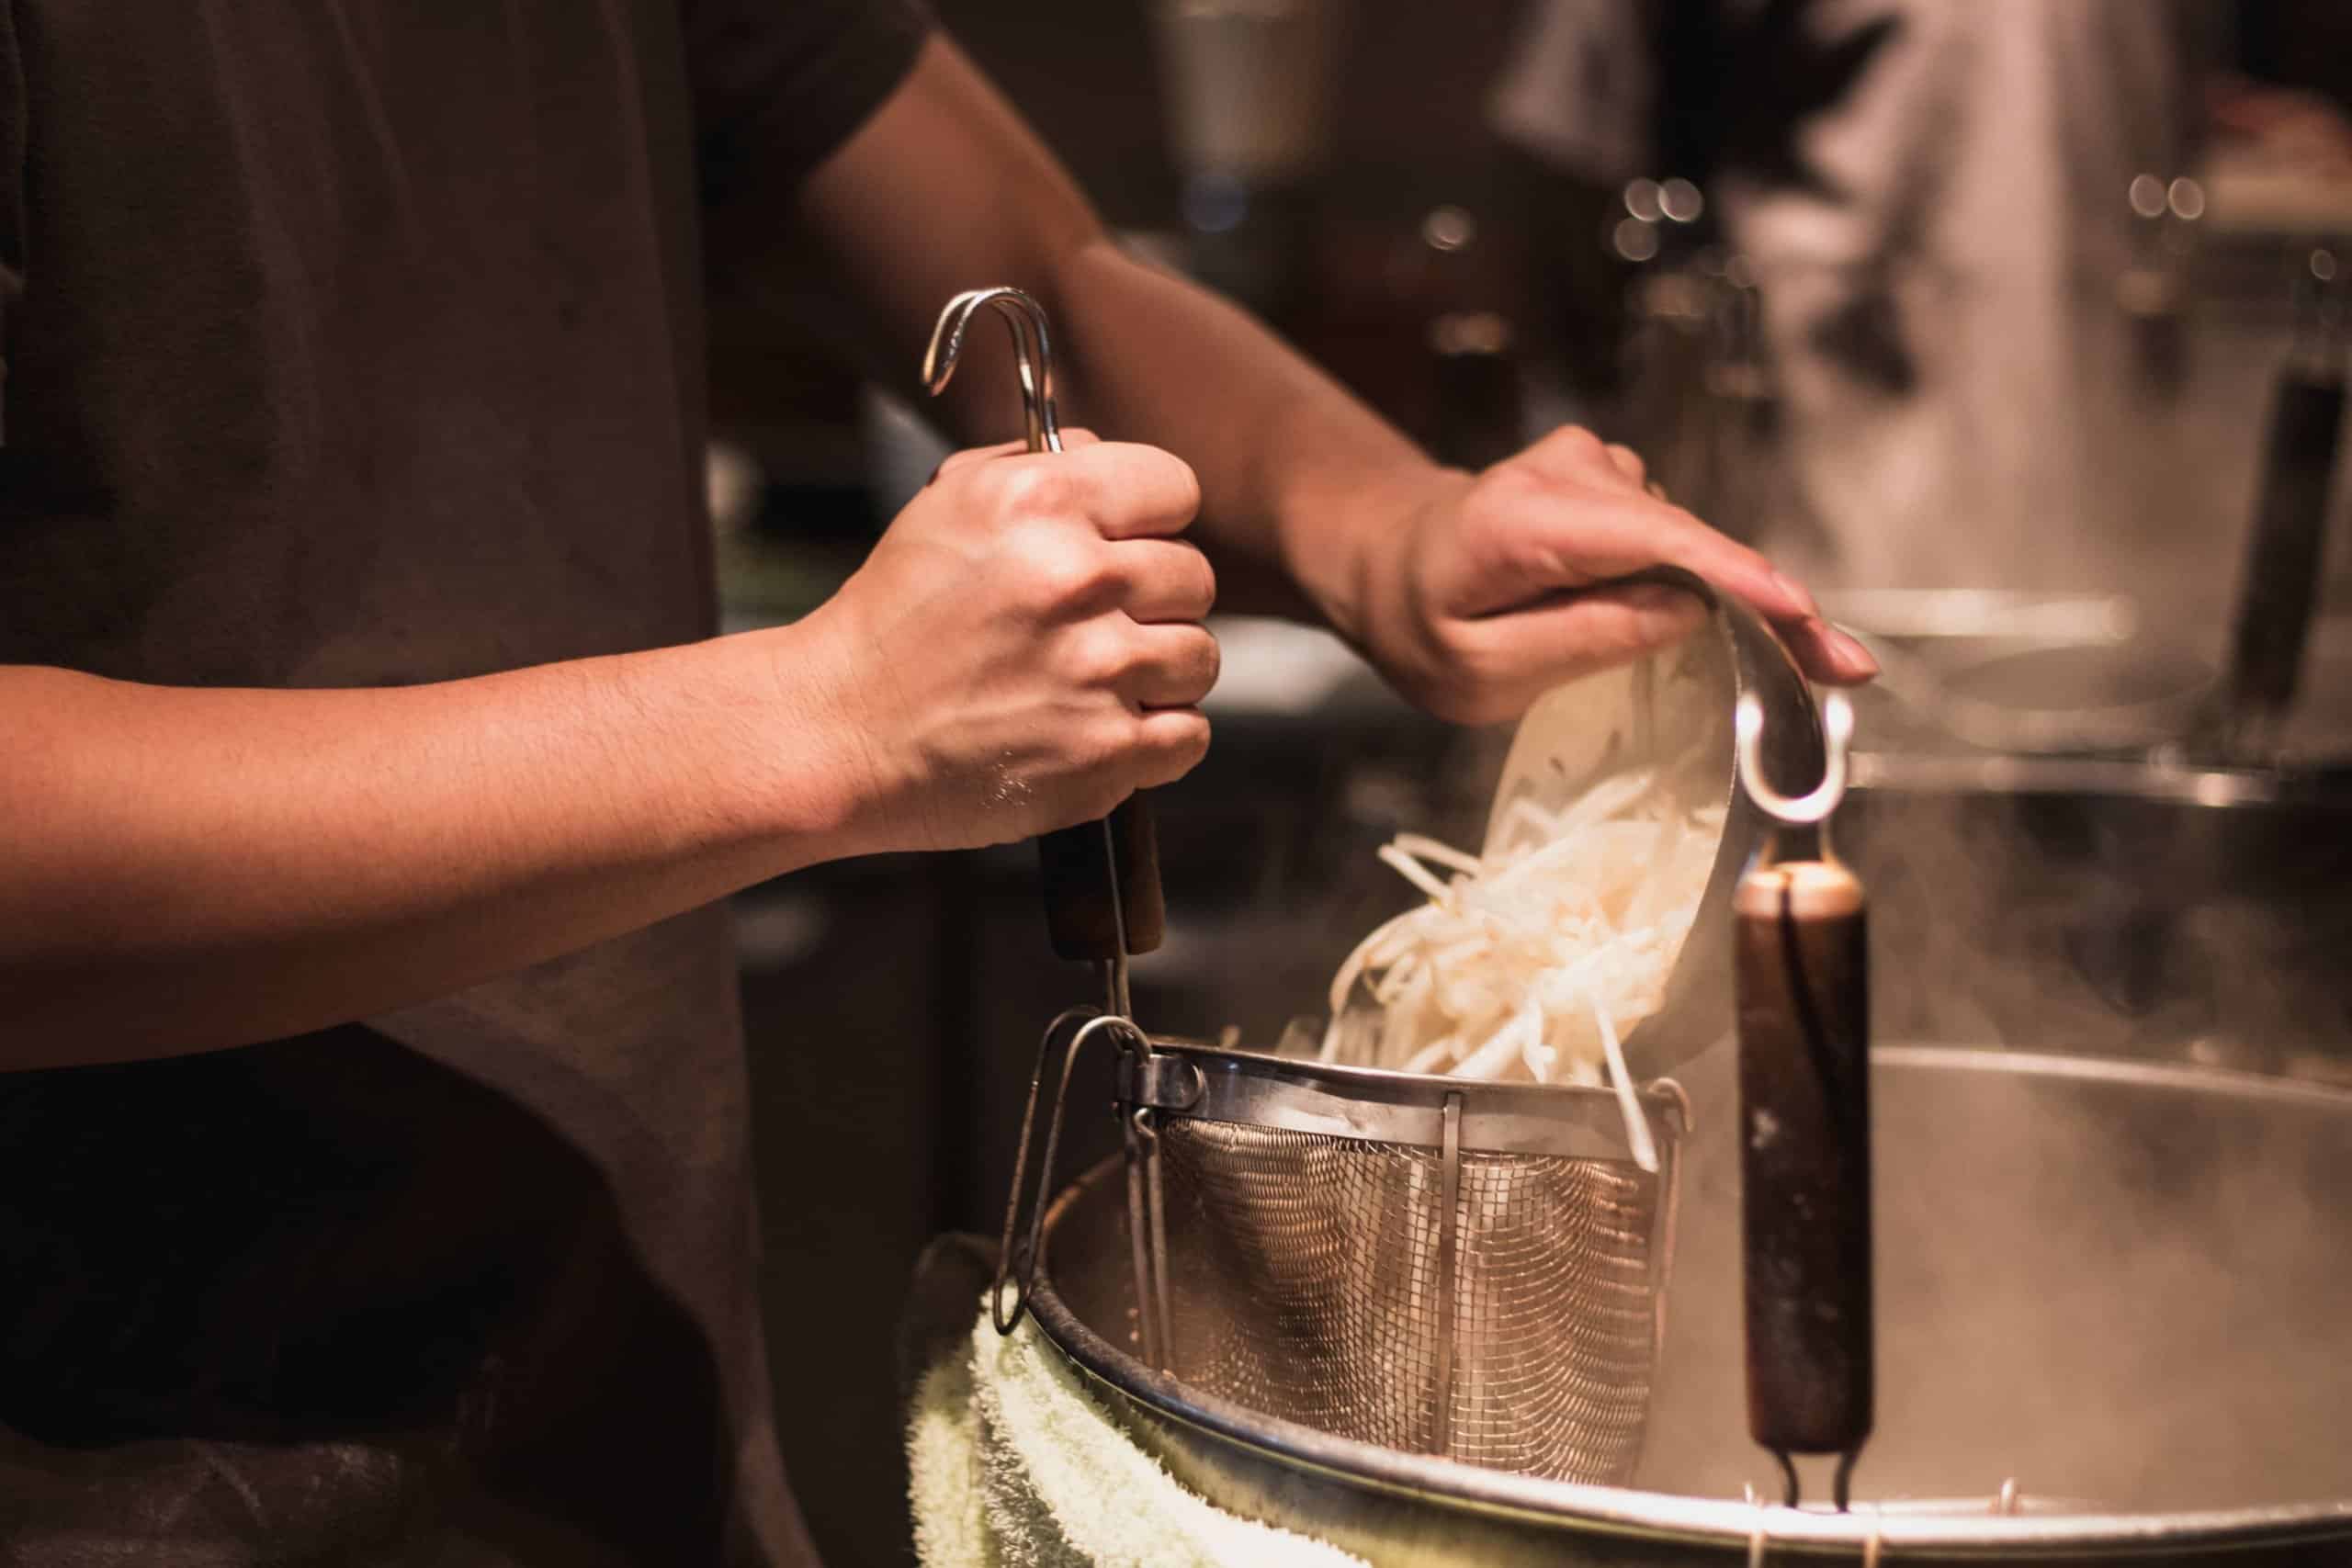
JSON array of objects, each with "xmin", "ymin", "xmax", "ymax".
[{"xmin": 684, "ymin": 0, "xmax": 934, "ymax": 207}]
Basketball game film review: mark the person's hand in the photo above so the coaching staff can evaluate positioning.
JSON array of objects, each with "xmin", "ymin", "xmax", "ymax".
[
  {"xmin": 805, "ymin": 432, "xmax": 1217, "ymax": 852},
  {"xmin": 1340, "ymin": 427, "xmax": 1877, "ymax": 726}
]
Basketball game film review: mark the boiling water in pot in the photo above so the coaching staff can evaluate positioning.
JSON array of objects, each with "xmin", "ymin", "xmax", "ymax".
[{"xmin": 1643, "ymin": 1040, "xmax": 2352, "ymax": 1510}]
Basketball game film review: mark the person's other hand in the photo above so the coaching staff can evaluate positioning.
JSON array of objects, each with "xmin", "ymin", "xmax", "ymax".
[
  {"xmin": 808, "ymin": 431, "xmax": 1217, "ymax": 852},
  {"xmin": 1342, "ymin": 427, "xmax": 1877, "ymax": 726}
]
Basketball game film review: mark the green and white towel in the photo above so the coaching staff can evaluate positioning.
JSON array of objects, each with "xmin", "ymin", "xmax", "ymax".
[{"xmin": 909, "ymin": 1308, "xmax": 1367, "ymax": 1568}]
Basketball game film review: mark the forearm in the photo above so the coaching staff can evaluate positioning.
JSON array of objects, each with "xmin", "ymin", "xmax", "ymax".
[
  {"xmin": 781, "ymin": 36, "xmax": 1870, "ymax": 719},
  {"xmin": 1041, "ymin": 238, "xmax": 1445, "ymax": 631},
  {"xmin": 786, "ymin": 38, "xmax": 1446, "ymax": 633},
  {"xmin": 0, "ymin": 624, "xmax": 874, "ymax": 1066}
]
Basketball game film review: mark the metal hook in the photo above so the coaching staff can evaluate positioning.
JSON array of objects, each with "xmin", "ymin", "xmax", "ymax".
[
  {"xmin": 992, "ymin": 1009, "xmax": 1148, "ymax": 1335},
  {"xmin": 922, "ymin": 286, "xmax": 1064, "ymax": 457},
  {"xmin": 1127, "ymin": 1105, "xmax": 1174, "ymax": 1372},
  {"xmin": 924, "ymin": 287, "xmax": 1138, "ymax": 1021},
  {"xmin": 1736, "ymin": 690, "xmax": 1852, "ymax": 825}
]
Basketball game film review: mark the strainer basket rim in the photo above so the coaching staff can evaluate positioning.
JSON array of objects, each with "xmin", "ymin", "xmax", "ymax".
[{"xmin": 1134, "ymin": 1035, "xmax": 1688, "ymax": 1163}]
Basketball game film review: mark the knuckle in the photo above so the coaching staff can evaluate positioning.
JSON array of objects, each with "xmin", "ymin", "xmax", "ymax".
[
  {"xmin": 1541, "ymin": 423, "xmax": 1606, "ymax": 462},
  {"xmin": 1086, "ymin": 710, "xmax": 1148, "ymax": 777},
  {"xmin": 1060, "ymin": 620, "xmax": 1134, "ymax": 687},
  {"xmin": 982, "ymin": 459, "xmax": 1075, "ymax": 519},
  {"xmin": 1453, "ymin": 486, "xmax": 1535, "ymax": 571},
  {"xmin": 1019, "ymin": 533, "xmax": 1114, "ymax": 612}
]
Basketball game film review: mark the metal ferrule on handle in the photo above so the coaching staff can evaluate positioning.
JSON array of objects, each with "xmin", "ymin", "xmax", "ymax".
[{"xmin": 1733, "ymin": 692, "xmax": 1872, "ymax": 1510}]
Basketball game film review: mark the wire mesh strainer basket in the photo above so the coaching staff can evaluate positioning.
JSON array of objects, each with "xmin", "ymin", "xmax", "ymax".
[{"xmin": 996, "ymin": 1016, "xmax": 1690, "ymax": 1485}]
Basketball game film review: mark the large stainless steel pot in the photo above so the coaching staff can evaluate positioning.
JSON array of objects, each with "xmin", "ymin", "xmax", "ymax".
[
  {"xmin": 1842, "ymin": 754, "xmax": 2352, "ymax": 1073},
  {"xmin": 1023, "ymin": 1044, "xmax": 2352, "ymax": 1563}
]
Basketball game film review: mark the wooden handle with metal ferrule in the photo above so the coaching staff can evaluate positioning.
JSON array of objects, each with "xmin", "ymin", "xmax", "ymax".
[
  {"xmin": 1036, "ymin": 797, "xmax": 1164, "ymax": 961},
  {"xmin": 1736, "ymin": 859, "xmax": 1872, "ymax": 1461}
]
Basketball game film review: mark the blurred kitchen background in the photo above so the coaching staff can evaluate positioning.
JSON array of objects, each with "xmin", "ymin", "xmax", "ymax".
[{"xmin": 702, "ymin": 3, "xmax": 2352, "ymax": 1561}]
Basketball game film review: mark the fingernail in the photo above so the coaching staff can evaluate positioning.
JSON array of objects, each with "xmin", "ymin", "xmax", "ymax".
[
  {"xmin": 1827, "ymin": 624, "xmax": 1879, "ymax": 678},
  {"xmin": 1770, "ymin": 570, "xmax": 1819, "ymax": 617}
]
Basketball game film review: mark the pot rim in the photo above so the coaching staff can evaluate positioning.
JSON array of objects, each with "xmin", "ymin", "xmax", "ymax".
[{"xmin": 1023, "ymin": 1044, "xmax": 2352, "ymax": 1556}]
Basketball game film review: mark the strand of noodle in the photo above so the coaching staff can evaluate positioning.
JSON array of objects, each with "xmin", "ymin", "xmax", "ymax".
[
  {"xmin": 1453, "ymin": 1002, "xmax": 1535, "ymax": 1079},
  {"xmin": 1521, "ymin": 1003, "xmax": 1560, "ymax": 1082},
  {"xmin": 1376, "ymin": 842, "xmax": 1455, "ymax": 904},
  {"xmin": 1390, "ymin": 833, "xmax": 1484, "ymax": 876},
  {"xmin": 1403, "ymin": 1036, "xmax": 1459, "ymax": 1075},
  {"xmin": 1591, "ymin": 989, "xmax": 1658, "ymax": 1173},
  {"xmin": 1490, "ymin": 797, "xmax": 1563, "ymax": 858},
  {"xmin": 1377, "ymin": 967, "xmax": 1428, "ymax": 1068},
  {"xmin": 1327, "ymin": 908, "xmax": 1426, "ymax": 1017},
  {"xmin": 1547, "ymin": 765, "xmax": 1658, "ymax": 840},
  {"xmin": 1370, "ymin": 953, "xmax": 1422, "ymax": 1006}
]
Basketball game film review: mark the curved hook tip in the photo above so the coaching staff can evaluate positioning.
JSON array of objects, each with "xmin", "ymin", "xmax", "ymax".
[
  {"xmin": 1736, "ymin": 689, "xmax": 1853, "ymax": 826},
  {"xmin": 1822, "ymin": 689, "xmax": 1855, "ymax": 749},
  {"xmin": 1736, "ymin": 691, "xmax": 1764, "ymax": 749},
  {"xmin": 918, "ymin": 285, "xmax": 1062, "ymax": 454},
  {"xmin": 921, "ymin": 289, "xmax": 984, "ymax": 396}
]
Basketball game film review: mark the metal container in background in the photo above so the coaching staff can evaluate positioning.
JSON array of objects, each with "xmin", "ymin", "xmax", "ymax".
[
  {"xmin": 1149, "ymin": 0, "xmax": 1345, "ymax": 188},
  {"xmin": 1148, "ymin": 0, "xmax": 1349, "ymax": 317},
  {"xmin": 1838, "ymin": 752, "xmax": 2352, "ymax": 1076}
]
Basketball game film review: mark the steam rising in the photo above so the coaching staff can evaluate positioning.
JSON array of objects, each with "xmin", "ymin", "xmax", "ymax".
[{"xmin": 1641, "ymin": 1041, "xmax": 2352, "ymax": 1513}]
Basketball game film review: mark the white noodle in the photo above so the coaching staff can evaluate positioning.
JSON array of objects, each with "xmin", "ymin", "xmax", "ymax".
[
  {"xmin": 1318, "ymin": 705, "xmax": 1717, "ymax": 1166},
  {"xmin": 1591, "ymin": 989, "xmax": 1658, "ymax": 1172},
  {"xmin": 1402, "ymin": 1036, "xmax": 1457, "ymax": 1075},
  {"xmin": 1375, "ymin": 842, "xmax": 1455, "ymax": 905},
  {"xmin": 1391, "ymin": 833, "xmax": 1485, "ymax": 876}
]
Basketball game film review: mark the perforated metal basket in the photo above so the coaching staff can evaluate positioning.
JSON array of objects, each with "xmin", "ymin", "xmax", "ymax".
[{"xmin": 993, "ymin": 1017, "xmax": 1690, "ymax": 1486}]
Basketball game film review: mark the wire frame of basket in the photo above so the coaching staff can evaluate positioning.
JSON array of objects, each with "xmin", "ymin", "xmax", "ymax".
[{"xmin": 1114, "ymin": 1039, "xmax": 1690, "ymax": 1484}]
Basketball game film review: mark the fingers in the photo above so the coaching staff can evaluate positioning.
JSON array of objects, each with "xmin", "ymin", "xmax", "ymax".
[
  {"xmin": 1606, "ymin": 507, "xmax": 1878, "ymax": 683},
  {"xmin": 1118, "ymin": 622, "xmax": 1221, "ymax": 708},
  {"xmin": 1453, "ymin": 583, "xmax": 1712, "ymax": 723},
  {"xmin": 1130, "ymin": 708, "xmax": 1212, "ymax": 789},
  {"xmin": 1603, "ymin": 443, "xmax": 1647, "ymax": 489},
  {"xmin": 1061, "ymin": 442, "xmax": 1202, "ymax": 539},
  {"xmin": 1113, "ymin": 538, "xmax": 1216, "ymax": 624},
  {"xmin": 1503, "ymin": 426, "xmax": 1812, "ymax": 617},
  {"xmin": 928, "ymin": 427, "xmax": 1103, "ymax": 485},
  {"xmin": 1779, "ymin": 617, "xmax": 1882, "ymax": 686},
  {"xmin": 1518, "ymin": 424, "xmax": 1645, "ymax": 495},
  {"xmin": 950, "ymin": 440, "xmax": 1200, "ymax": 543},
  {"xmin": 1430, "ymin": 428, "xmax": 1884, "ymax": 699}
]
